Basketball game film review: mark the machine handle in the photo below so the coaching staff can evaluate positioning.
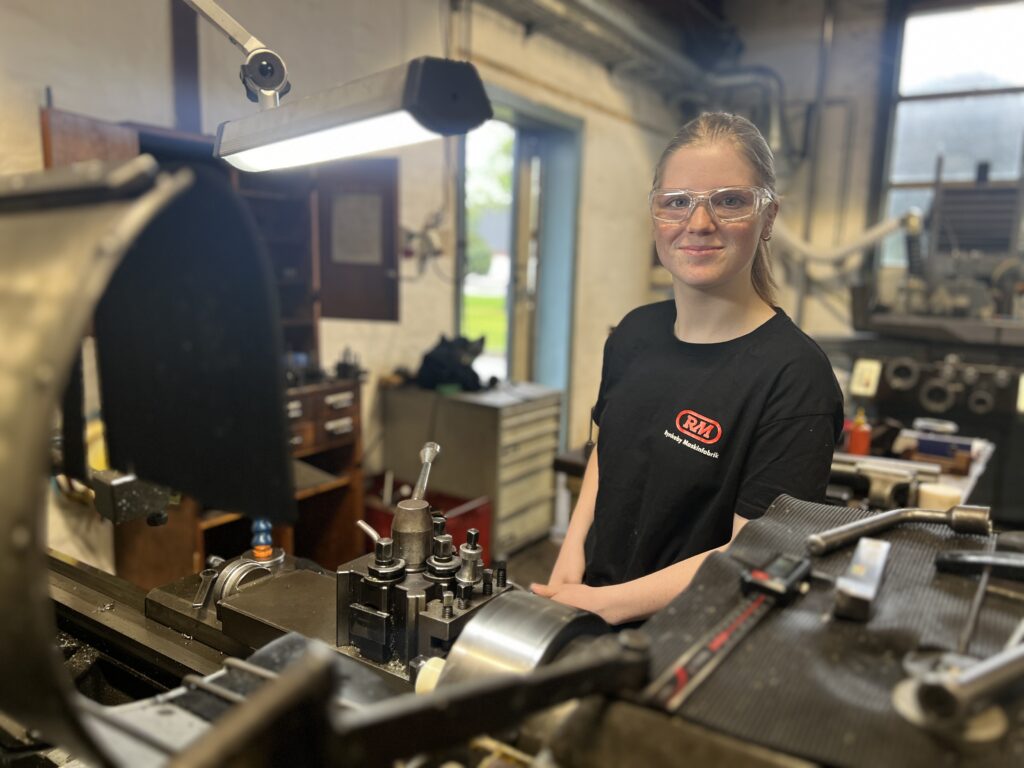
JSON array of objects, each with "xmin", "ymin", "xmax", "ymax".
[
  {"xmin": 356, "ymin": 519, "xmax": 382, "ymax": 543},
  {"xmin": 411, "ymin": 442, "xmax": 441, "ymax": 501}
]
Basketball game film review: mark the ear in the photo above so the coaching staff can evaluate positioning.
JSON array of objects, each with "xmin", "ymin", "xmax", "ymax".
[{"xmin": 761, "ymin": 200, "xmax": 779, "ymax": 240}]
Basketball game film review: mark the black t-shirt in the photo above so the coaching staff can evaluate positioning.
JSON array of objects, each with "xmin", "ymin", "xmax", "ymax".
[{"xmin": 584, "ymin": 300, "xmax": 844, "ymax": 588}]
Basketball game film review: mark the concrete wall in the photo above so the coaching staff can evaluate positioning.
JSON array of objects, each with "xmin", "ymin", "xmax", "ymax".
[{"xmin": 724, "ymin": 0, "xmax": 889, "ymax": 336}]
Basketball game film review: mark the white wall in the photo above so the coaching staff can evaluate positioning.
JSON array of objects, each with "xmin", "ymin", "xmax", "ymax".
[
  {"xmin": 198, "ymin": 0, "xmax": 679, "ymax": 457},
  {"xmin": 0, "ymin": 0, "xmax": 174, "ymax": 175},
  {"xmin": 724, "ymin": 0, "xmax": 888, "ymax": 335}
]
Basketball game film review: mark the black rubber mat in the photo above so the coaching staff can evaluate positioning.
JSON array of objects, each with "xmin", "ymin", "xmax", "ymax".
[{"xmin": 642, "ymin": 495, "xmax": 1024, "ymax": 767}]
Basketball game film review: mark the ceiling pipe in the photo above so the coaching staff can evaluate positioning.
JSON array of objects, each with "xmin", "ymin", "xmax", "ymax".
[
  {"xmin": 476, "ymin": 0, "xmax": 796, "ymax": 163},
  {"xmin": 705, "ymin": 66, "xmax": 803, "ymax": 169},
  {"xmin": 475, "ymin": 0, "xmax": 708, "ymax": 93}
]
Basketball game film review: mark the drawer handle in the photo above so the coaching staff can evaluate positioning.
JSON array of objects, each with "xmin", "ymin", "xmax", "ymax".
[
  {"xmin": 289, "ymin": 435, "xmax": 304, "ymax": 447},
  {"xmin": 286, "ymin": 400, "xmax": 304, "ymax": 419},
  {"xmin": 325, "ymin": 417, "xmax": 354, "ymax": 436},
  {"xmin": 324, "ymin": 392, "xmax": 354, "ymax": 410}
]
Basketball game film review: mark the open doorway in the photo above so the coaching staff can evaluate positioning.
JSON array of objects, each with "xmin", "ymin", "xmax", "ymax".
[
  {"xmin": 456, "ymin": 92, "xmax": 582, "ymax": 446},
  {"xmin": 461, "ymin": 119, "xmax": 516, "ymax": 381}
]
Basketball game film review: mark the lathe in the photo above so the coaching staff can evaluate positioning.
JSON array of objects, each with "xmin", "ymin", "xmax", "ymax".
[{"xmin": 4, "ymin": 158, "xmax": 1024, "ymax": 768}]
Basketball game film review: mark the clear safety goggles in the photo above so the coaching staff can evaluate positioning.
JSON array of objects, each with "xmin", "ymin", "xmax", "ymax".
[{"xmin": 649, "ymin": 186, "xmax": 775, "ymax": 224}]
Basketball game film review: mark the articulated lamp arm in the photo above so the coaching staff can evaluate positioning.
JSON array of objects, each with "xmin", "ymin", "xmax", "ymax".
[{"xmin": 180, "ymin": 0, "xmax": 291, "ymax": 107}]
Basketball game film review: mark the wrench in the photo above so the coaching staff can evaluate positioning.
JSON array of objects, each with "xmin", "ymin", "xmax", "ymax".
[{"xmin": 191, "ymin": 568, "xmax": 218, "ymax": 609}]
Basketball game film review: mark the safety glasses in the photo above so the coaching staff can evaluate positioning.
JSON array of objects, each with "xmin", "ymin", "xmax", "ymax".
[{"xmin": 650, "ymin": 186, "xmax": 775, "ymax": 224}]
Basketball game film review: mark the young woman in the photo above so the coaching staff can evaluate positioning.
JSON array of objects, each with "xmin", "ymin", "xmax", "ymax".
[{"xmin": 532, "ymin": 113, "xmax": 843, "ymax": 625}]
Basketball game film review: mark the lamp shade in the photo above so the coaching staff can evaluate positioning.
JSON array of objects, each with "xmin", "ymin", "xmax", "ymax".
[{"xmin": 215, "ymin": 57, "xmax": 493, "ymax": 172}]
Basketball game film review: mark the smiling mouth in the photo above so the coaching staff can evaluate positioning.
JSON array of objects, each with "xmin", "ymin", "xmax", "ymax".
[{"xmin": 678, "ymin": 244, "xmax": 723, "ymax": 254}]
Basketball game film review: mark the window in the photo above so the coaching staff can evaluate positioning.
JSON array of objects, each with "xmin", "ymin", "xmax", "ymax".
[{"xmin": 880, "ymin": 1, "xmax": 1024, "ymax": 265}]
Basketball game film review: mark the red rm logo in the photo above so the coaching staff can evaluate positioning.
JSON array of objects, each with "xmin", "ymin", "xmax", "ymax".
[{"xmin": 675, "ymin": 409, "xmax": 722, "ymax": 444}]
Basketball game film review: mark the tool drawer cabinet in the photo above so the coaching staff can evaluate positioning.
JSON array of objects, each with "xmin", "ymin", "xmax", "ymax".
[{"xmin": 381, "ymin": 383, "xmax": 561, "ymax": 555}]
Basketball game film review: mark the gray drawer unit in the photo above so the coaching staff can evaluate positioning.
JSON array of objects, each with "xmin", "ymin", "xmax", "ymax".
[{"xmin": 381, "ymin": 383, "xmax": 561, "ymax": 554}]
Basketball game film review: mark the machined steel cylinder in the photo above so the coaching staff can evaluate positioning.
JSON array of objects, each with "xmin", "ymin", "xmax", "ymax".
[{"xmin": 393, "ymin": 498, "xmax": 433, "ymax": 572}]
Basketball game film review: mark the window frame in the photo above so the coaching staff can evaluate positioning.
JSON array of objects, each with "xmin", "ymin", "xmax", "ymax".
[{"xmin": 874, "ymin": 0, "xmax": 1024, "ymax": 223}]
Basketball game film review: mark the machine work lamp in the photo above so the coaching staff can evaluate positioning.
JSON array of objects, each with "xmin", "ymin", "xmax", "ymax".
[{"xmin": 183, "ymin": 0, "xmax": 493, "ymax": 172}]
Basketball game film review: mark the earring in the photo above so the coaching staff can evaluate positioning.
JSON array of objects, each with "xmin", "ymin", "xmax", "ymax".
[{"xmin": 761, "ymin": 231, "xmax": 772, "ymax": 242}]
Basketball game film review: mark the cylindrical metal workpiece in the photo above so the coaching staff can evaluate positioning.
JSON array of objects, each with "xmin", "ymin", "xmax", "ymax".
[
  {"xmin": 393, "ymin": 498, "xmax": 433, "ymax": 572},
  {"xmin": 436, "ymin": 591, "xmax": 607, "ymax": 688}
]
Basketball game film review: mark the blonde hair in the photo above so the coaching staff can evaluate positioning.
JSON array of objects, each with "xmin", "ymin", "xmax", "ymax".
[{"xmin": 653, "ymin": 112, "xmax": 778, "ymax": 305}]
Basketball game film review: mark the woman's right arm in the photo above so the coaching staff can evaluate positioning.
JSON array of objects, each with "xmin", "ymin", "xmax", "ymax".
[{"xmin": 545, "ymin": 445, "xmax": 599, "ymax": 587}]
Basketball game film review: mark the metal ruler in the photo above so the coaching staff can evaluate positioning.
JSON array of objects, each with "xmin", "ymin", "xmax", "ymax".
[{"xmin": 644, "ymin": 553, "xmax": 811, "ymax": 712}]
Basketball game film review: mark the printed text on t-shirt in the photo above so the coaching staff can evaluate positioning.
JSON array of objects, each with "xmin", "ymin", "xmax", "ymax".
[{"xmin": 663, "ymin": 429, "xmax": 720, "ymax": 458}]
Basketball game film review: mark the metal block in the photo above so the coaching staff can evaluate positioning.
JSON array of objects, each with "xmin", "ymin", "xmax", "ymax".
[{"xmin": 91, "ymin": 469, "xmax": 171, "ymax": 524}]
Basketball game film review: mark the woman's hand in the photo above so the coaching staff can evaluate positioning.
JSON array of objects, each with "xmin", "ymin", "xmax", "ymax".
[
  {"xmin": 533, "ymin": 515, "xmax": 750, "ymax": 626},
  {"xmin": 530, "ymin": 581, "xmax": 622, "ymax": 624}
]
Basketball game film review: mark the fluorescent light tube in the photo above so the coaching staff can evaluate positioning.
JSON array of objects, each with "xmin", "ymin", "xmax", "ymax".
[{"xmin": 222, "ymin": 111, "xmax": 439, "ymax": 172}]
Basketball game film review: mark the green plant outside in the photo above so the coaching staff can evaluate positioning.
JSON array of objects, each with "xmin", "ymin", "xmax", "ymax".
[{"xmin": 462, "ymin": 294, "xmax": 507, "ymax": 355}]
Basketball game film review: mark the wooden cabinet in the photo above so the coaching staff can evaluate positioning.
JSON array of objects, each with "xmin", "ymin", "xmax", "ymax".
[
  {"xmin": 316, "ymin": 157, "xmax": 399, "ymax": 321},
  {"xmin": 381, "ymin": 384, "xmax": 561, "ymax": 555},
  {"xmin": 235, "ymin": 156, "xmax": 400, "ymax": 367},
  {"xmin": 283, "ymin": 379, "xmax": 365, "ymax": 569}
]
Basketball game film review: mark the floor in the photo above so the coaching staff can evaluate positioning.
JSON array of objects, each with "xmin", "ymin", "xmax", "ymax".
[{"xmin": 507, "ymin": 536, "xmax": 561, "ymax": 587}]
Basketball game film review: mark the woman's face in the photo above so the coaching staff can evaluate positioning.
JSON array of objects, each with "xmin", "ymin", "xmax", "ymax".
[{"xmin": 652, "ymin": 141, "xmax": 776, "ymax": 296}]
